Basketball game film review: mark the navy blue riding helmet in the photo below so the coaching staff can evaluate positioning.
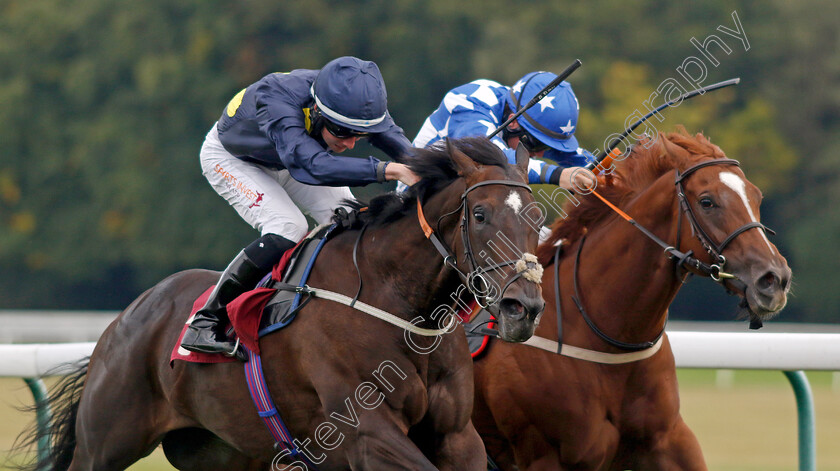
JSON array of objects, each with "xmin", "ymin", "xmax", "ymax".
[{"xmin": 310, "ymin": 57, "xmax": 393, "ymax": 136}]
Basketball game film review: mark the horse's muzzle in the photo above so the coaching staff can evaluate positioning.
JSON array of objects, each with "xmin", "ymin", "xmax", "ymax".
[
  {"xmin": 495, "ymin": 294, "xmax": 545, "ymax": 342},
  {"xmin": 730, "ymin": 256, "xmax": 791, "ymax": 321},
  {"xmin": 747, "ymin": 263, "xmax": 792, "ymax": 318}
]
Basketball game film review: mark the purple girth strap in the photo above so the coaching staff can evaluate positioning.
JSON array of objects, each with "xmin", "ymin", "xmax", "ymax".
[{"xmin": 243, "ymin": 346, "xmax": 320, "ymax": 469}]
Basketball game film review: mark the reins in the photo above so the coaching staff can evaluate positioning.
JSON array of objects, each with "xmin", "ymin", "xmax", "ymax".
[
  {"xmin": 571, "ymin": 234, "xmax": 665, "ymax": 351},
  {"xmin": 514, "ymin": 238, "xmax": 666, "ymax": 364}
]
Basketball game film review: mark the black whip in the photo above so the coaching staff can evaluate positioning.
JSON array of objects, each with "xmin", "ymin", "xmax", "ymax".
[
  {"xmin": 488, "ymin": 59, "xmax": 583, "ymax": 138},
  {"xmin": 585, "ymin": 77, "xmax": 741, "ymax": 171}
]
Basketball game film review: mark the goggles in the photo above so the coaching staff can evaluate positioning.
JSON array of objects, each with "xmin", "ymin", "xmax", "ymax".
[
  {"xmin": 312, "ymin": 106, "xmax": 369, "ymax": 139},
  {"xmin": 323, "ymin": 118, "xmax": 369, "ymax": 139},
  {"xmin": 518, "ymin": 129, "xmax": 549, "ymax": 153}
]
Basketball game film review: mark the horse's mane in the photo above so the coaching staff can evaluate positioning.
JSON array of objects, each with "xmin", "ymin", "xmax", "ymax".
[
  {"xmin": 336, "ymin": 137, "xmax": 513, "ymax": 228},
  {"xmin": 537, "ymin": 126, "xmax": 727, "ymax": 265}
]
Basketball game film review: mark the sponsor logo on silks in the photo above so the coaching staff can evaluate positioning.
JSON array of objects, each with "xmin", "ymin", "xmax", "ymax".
[
  {"xmin": 213, "ymin": 164, "xmax": 259, "ymax": 201},
  {"xmin": 249, "ymin": 192, "xmax": 265, "ymax": 209}
]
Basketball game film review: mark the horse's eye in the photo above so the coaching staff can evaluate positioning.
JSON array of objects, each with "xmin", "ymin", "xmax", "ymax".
[
  {"xmin": 699, "ymin": 197, "xmax": 716, "ymax": 209},
  {"xmin": 473, "ymin": 208, "xmax": 486, "ymax": 223}
]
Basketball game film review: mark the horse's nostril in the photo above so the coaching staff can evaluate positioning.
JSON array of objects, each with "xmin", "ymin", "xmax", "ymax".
[
  {"xmin": 757, "ymin": 271, "xmax": 781, "ymax": 292},
  {"xmin": 500, "ymin": 298, "xmax": 525, "ymax": 318},
  {"xmin": 499, "ymin": 296, "xmax": 544, "ymax": 322},
  {"xmin": 529, "ymin": 300, "xmax": 546, "ymax": 320},
  {"xmin": 780, "ymin": 269, "xmax": 792, "ymax": 291}
]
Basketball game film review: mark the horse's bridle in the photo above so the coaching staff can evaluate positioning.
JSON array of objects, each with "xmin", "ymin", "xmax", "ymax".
[
  {"xmin": 673, "ymin": 158, "xmax": 775, "ymax": 281},
  {"xmin": 417, "ymin": 179, "xmax": 540, "ymax": 308},
  {"xmin": 574, "ymin": 158, "xmax": 776, "ymax": 350},
  {"xmin": 591, "ymin": 158, "xmax": 774, "ymax": 285}
]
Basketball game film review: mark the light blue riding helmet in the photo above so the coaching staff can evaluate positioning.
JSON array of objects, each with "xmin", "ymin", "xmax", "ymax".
[{"xmin": 508, "ymin": 71, "xmax": 580, "ymax": 153}]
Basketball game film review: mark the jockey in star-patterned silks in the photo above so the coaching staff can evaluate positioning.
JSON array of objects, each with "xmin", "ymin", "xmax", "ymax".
[
  {"xmin": 181, "ymin": 57, "xmax": 419, "ymax": 360},
  {"xmin": 404, "ymin": 71, "xmax": 595, "ymax": 193}
]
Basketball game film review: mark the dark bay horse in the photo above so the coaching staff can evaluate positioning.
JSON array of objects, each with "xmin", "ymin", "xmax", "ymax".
[
  {"xmin": 22, "ymin": 138, "xmax": 545, "ymax": 471},
  {"xmin": 471, "ymin": 129, "xmax": 791, "ymax": 470}
]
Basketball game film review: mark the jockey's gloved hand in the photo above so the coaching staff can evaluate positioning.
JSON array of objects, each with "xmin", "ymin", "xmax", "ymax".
[
  {"xmin": 387, "ymin": 162, "xmax": 420, "ymax": 186},
  {"xmin": 555, "ymin": 166, "xmax": 596, "ymax": 192}
]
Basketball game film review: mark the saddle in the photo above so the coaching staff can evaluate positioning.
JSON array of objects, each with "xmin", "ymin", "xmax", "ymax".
[
  {"xmin": 171, "ymin": 223, "xmax": 342, "ymax": 365},
  {"xmin": 462, "ymin": 307, "xmax": 498, "ymax": 359},
  {"xmin": 257, "ymin": 224, "xmax": 334, "ymax": 336},
  {"xmin": 222, "ymin": 224, "xmax": 339, "ymax": 355}
]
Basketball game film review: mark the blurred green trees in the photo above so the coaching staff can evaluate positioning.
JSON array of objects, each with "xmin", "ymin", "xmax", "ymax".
[{"xmin": 0, "ymin": 0, "xmax": 836, "ymax": 322}]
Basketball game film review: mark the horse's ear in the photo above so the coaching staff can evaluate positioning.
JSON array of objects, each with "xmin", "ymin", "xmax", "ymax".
[
  {"xmin": 514, "ymin": 142, "xmax": 530, "ymax": 176},
  {"xmin": 447, "ymin": 139, "xmax": 478, "ymax": 177},
  {"xmin": 659, "ymin": 132, "xmax": 691, "ymax": 163}
]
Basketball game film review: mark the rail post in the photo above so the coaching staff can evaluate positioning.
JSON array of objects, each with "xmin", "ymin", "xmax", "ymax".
[
  {"xmin": 783, "ymin": 370, "xmax": 816, "ymax": 471},
  {"xmin": 23, "ymin": 378, "xmax": 52, "ymax": 463}
]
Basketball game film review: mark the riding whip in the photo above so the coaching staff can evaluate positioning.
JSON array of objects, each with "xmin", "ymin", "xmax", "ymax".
[
  {"xmin": 585, "ymin": 77, "xmax": 741, "ymax": 174},
  {"xmin": 488, "ymin": 59, "xmax": 583, "ymax": 138}
]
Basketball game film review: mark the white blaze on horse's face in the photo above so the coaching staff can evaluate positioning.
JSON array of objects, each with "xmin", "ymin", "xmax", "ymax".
[
  {"xmin": 719, "ymin": 171, "xmax": 775, "ymax": 254},
  {"xmin": 505, "ymin": 191, "xmax": 523, "ymax": 214}
]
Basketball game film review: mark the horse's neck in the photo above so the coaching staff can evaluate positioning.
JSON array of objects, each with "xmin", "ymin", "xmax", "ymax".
[
  {"xmin": 362, "ymin": 199, "xmax": 463, "ymax": 317},
  {"xmin": 558, "ymin": 174, "xmax": 684, "ymax": 346}
]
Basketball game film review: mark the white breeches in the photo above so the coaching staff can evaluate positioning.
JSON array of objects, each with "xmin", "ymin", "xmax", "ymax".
[{"xmin": 199, "ymin": 124, "xmax": 354, "ymax": 242}]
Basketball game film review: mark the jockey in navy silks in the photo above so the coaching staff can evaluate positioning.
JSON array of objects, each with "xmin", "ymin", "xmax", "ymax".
[
  {"xmin": 405, "ymin": 71, "xmax": 596, "ymax": 197},
  {"xmin": 181, "ymin": 57, "xmax": 419, "ymax": 359}
]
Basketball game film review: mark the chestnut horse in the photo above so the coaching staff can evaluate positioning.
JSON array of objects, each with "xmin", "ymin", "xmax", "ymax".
[
  {"xmin": 21, "ymin": 138, "xmax": 545, "ymax": 471},
  {"xmin": 471, "ymin": 129, "xmax": 791, "ymax": 470}
]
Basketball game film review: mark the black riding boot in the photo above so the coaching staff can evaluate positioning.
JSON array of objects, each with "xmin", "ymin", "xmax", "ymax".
[
  {"xmin": 180, "ymin": 250, "xmax": 263, "ymax": 361},
  {"xmin": 180, "ymin": 233, "xmax": 296, "ymax": 361}
]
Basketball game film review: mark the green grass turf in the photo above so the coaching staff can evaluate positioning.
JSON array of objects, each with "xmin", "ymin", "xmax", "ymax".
[
  {"xmin": 2, "ymin": 371, "xmax": 838, "ymax": 470},
  {"xmin": 677, "ymin": 370, "xmax": 840, "ymax": 471}
]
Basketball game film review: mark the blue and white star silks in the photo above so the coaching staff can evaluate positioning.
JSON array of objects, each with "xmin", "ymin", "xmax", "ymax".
[
  {"xmin": 538, "ymin": 96, "xmax": 556, "ymax": 112},
  {"xmin": 411, "ymin": 79, "xmax": 590, "ymax": 186},
  {"xmin": 443, "ymin": 93, "xmax": 473, "ymax": 113},
  {"xmin": 560, "ymin": 120, "xmax": 575, "ymax": 134}
]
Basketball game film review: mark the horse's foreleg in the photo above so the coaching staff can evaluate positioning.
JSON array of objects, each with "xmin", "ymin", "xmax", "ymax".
[
  {"xmin": 343, "ymin": 419, "xmax": 440, "ymax": 471},
  {"xmin": 428, "ymin": 421, "xmax": 486, "ymax": 471},
  {"xmin": 629, "ymin": 418, "xmax": 707, "ymax": 471}
]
